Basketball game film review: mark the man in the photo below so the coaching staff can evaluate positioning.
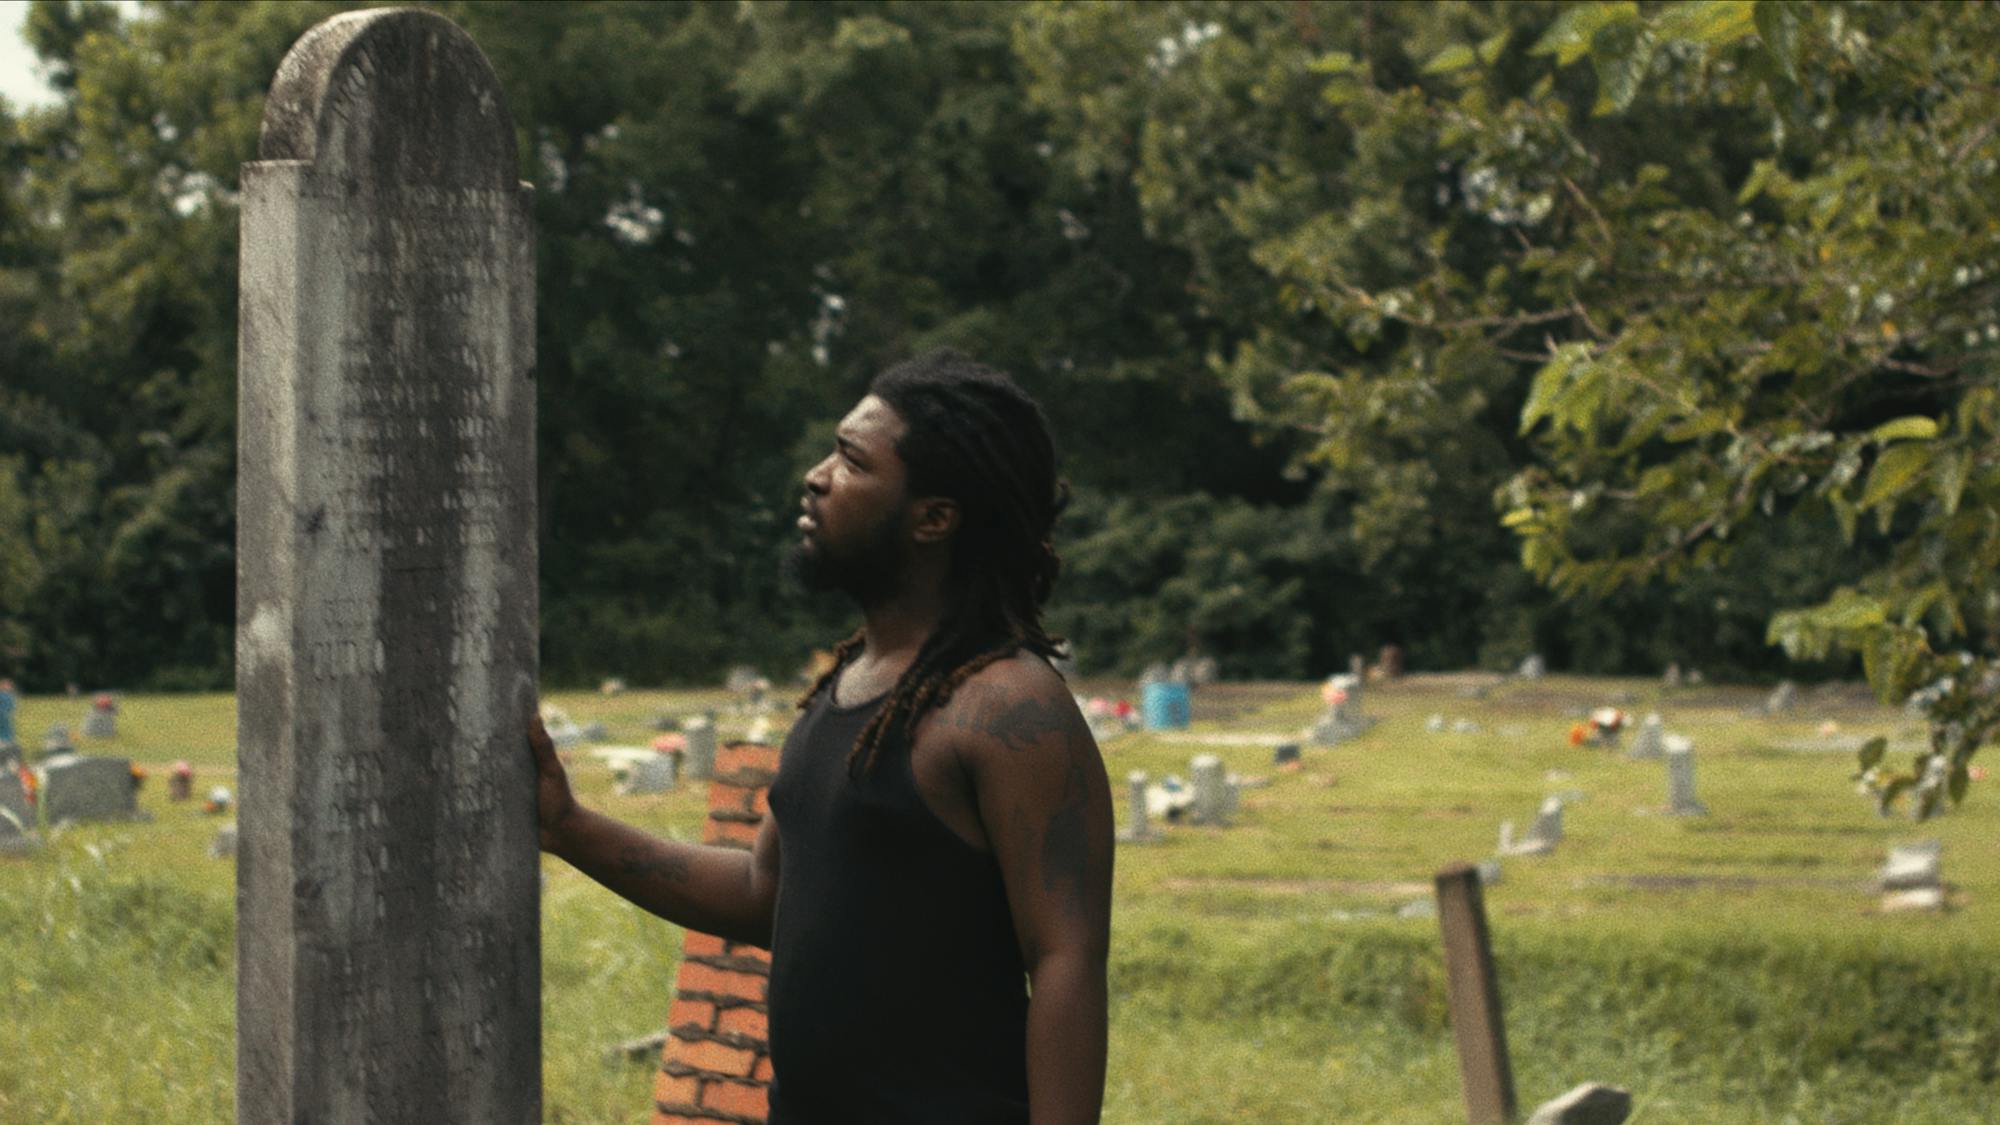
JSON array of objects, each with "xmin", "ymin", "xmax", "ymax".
[{"xmin": 530, "ymin": 349, "xmax": 1114, "ymax": 1123}]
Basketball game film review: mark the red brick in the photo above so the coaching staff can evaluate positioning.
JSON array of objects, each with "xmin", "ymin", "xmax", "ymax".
[
  {"xmin": 679, "ymin": 961, "xmax": 767, "ymax": 1000},
  {"xmin": 709, "ymin": 817, "xmax": 759, "ymax": 846},
  {"xmin": 752, "ymin": 1056, "xmax": 774, "ymax": 1082},
  {"xmin": 716, "ymin": 1005, "xmax": 768, "ymax": 1042},
  {"xmin": 717, "ymin": 742, "xmax": 779, "ymax": 777},
  {"xmin": 667, "ymin": 996, "xmax": 716, "ymax": 1034},
  {"xmin": 652, "ymin": 1114, "xmax": 707, "ymax": 1125},
  {"xmin": 706, "ymin": 782, "xmax": 752, "ymax": 816},
  {"xmin": 682, "ymin": 931, "xmax": 728, "ymax": 959},
  {"xmin": 702, "ymin": 1078, "xmax": 770, "ymax": 1117},
  {"xmin": 673, "ymin": 1036, "xmax": 757, "ymax": 1077},
  {"xmin": 749, "ymin": 785, "xmax": 771, "ymax": 818},
  {"xmin": 652, "ymin": 1071, "xmax": 702, "ymax": 1106}
]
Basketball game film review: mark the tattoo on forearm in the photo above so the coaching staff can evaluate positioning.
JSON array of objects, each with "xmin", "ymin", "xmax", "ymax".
[
  {"xmin": 615, "ymin": 845, "xmax": 691, "ymax": 886},
  {"xmin": 1039, "ymin": 731, "xmax": 1111, "ymax": 931}
]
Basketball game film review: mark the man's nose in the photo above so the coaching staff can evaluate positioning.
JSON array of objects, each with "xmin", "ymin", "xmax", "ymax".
[{"xmin": 803, "ymin": 455, "xmax": 832, "ymax": 492}]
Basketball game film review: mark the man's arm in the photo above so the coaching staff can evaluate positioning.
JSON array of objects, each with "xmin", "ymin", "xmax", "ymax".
[
  {"xmin": 530, "ymin": 712, "xmax": 781, "ymax": 948},
  {"xmin": 935, "ymin": 661, "xmax": 1114, "ymax": 1125}
]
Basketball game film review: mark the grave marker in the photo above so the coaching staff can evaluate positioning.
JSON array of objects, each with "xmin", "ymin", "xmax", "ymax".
[
  {"xmin": 1664, "ymin": 736, "xmax": 1707, "ymax": 816},
  {"xmin": 235, "ymin": 10, "xmax": 539, "ymax": 1121},
  {"xmin": 682, "ymin": 715, "xmax": 718, "ymax": 780},
  {"xmin": 41, "ymin": 755, "xmax": 138, "ymax": 824},
  {"xmin": 1434, "ymin": 864, "xmax": 1516, "ymax": 1124},
  {"xmin": 1116, "ymin": 770, "xmax": 1160, "ymax": 843},
  {"xmin": 1189, "ymin": 754, "xmax": 1235, "ymax": 825}
]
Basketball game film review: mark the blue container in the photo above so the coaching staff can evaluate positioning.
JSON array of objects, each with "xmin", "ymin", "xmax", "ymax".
[{"xmin": 1142, "ymin": 681, "xmax": 1191, "ymax": 731}]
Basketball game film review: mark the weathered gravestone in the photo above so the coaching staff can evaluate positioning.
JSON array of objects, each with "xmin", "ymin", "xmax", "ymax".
[
  {"xmin": 235, "ymin": 10, "xmax": 539, "ymax": 1122},
  {"xmin": 1526, "ymin": 1082, "xmax": 1633, "ymax": 1125},
  {"xmin": 1763, "ymin": 680, "xmax": 1797, "ymax": 715},
  {"xmin": 616, "ymin": 752, "xmax": 675, "ymax": 796},
  {"xmin": 41, "ymin": 755, "xmax": 137, "ymax": 825},
  {"xmin": 1664, "ymin": 735, "xmax": 1708, "ymax": 816}
]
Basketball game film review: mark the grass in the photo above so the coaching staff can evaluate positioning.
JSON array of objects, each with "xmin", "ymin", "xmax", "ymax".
[{"xmin": 1, "ymin": 676, "xmax": 1995, "ymax": 1121}]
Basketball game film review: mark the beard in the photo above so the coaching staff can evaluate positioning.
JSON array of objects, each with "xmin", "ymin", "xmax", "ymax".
[{"xmin": 782, "ymin": 509, "xmax": 906, "ymax": 601}]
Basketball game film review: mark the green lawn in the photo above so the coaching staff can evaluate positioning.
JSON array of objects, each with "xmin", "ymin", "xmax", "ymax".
[{"xmin": 2, "ymin": 676, "xmax": 1994, "ymax": 1122}]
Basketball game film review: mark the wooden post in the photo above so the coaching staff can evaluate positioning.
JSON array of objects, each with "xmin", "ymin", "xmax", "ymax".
[{"xmin": 1435, "ymin": 863, "xmax": 1516, "ymax": 1124}]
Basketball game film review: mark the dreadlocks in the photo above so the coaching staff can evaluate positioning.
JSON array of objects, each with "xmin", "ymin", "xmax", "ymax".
[{"xmin": 797, "ymin": 348, "xmax": 1070, "ymax": 776}]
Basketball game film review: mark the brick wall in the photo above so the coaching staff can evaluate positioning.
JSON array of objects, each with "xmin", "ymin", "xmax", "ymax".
[{"xmin": 653, "ymin": 740, "xmax": 779, "ymax": 1125}]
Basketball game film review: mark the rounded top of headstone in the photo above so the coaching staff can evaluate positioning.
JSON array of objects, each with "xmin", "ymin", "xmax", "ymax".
[{"xmin": 258, "ymin": 7, "xmax": 517, "ymax": 188}]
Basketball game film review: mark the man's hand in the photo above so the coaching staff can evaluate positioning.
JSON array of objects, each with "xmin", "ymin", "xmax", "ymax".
[{"xmin": 527, "ymin": 708, "xmax": 579, "ymax": 853}]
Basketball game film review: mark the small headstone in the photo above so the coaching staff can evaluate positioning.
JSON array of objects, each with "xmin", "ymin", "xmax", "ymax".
[
  {"xmin": 598, "ymin": 678, "xmax": 626, "ymax": 697},
  {"xmin": 682, "ymin": 715, "xmax": 717, "ymax": 780},
  {"xmin": 1187, "ymin": 654, "xmax": 1219, "ymax": 685},
  {"xmin": 1451, "ymin": 718, "xmax": 1481, "ymax": 734},
  {"xmin": 1272, "ymin": 743, "xmax": 1301, "ymax": 767},
  {"xmin": 1475, "ymin": 858, "xmax": 1502, "ymax": 886},
  {"xmin": 577, "ymin": 721, "xmax": 608, "ymax": 742},
  {"xmin": 1662, "ymin": 662, "xmax": 1682, "ymax": 690},
  {"xmin": 541, "ymin": 706, "xmax": 584, "ymax": 749},
  {"xmin": 1146, "ymin": 776, "xmax": 1194, "ymax": 822},
  {"xmin": 41, "ymin": 755, "xmax": 138, "ymax": 825},
  {"xmin": 0, "ymin": 740, "xmax": 19, "ymax": 771},
  {"xmin": 1499, "ymin": 796, "xmax": 1563, "ymax": 855},
  {"xmin": 1879, "ymin": 839, "xmax": 1941, "ymax": 891},
  {"xmin": 1426, "ymin": 713, "xmax": 1446, "ymax": 733},
  {"xmin": 616, "ymin": 753, "xmax": 675, "ymax": 796},
  {"xmin": 1517, "ymin": 653, "xmax": 1547, "ymax": 680},
  {"xmin": 168, "ymin": 761, "xmax": 194, "ymax": 802},
  {"xmin": 1309, "ymin": 673, "xmax": 1376, "ymax": 745},
  {"xmin": 1764, "ymin": 680, "xmax": 1797, "ymax": 715},
  {"xmin": 204, "ymin": 785, "xmax": 233, "ymax": 815},
  {"xmin": 1911, "ymin": 754, "xmax": 1951, "ymax": 820},
  {"xmin": 1525, "ymin": 1082, "xmax": 1633, "ymax": 1125},
  {"xmin": 1188, "ymin": 754, "xmax": 1234, "ymax": 826},
  {"xmin": 1394, "ymin": 898, "xmax": 1436, "ymax": 920},
  {"xmin": 210, "ymin": 822, "xmax": 239, "ymax": 859},
  {"xmin": 1665, "ymin": 736, "xmax": 1708, "ymax": 816},
  {"xmin": 1116, "ymin": 770, "xmax": 1159, "ymax": 843},
  {"xmin": 1627, "ymin": 713, "xmax": 1665, "ymax": 760},
  {"xmin": 82, "ymin": 693, "xmax": 118, "ymax": 739},
  {"xmin": 1686, "ymin": 668, "xmax": 1704, "ymax": 685},
  {"xmin": 1348, "ymin": 653, "xmax": 1366, "ymax": 683}
]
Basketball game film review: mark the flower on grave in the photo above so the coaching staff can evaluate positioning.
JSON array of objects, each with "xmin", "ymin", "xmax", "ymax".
[
  {"xmin": 1567, "ymin": 722, "xmax": 1589, "ymax": 747},
  {"xmin": 651, "ymin": 733, "xmax": 686, "ymax": 754}
]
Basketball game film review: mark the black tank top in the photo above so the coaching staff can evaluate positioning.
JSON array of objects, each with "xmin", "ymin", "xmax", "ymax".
[{"xmin": 764, "ymin": 676, "xmax": 1030, "ymax": 1123}]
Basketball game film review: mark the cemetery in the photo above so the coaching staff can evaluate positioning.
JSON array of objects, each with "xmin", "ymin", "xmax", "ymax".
[
  {"xmin": 4, "ymin": 3, "xmax": 1999, "ymax": 1123},
  {"xmin": 0, "ymin": 673, "xmax": 1993, "ymax": 1121}
]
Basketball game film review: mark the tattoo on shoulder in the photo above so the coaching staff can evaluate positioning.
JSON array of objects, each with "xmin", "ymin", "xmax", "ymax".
[{"xmin": 943, "ymin": 683, "xmax": 1077, "ymax": 754}]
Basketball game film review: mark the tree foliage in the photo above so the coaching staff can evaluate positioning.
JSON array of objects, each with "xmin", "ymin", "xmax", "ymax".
[{"xmin": 1, "ymin": 1, "xmax": 1993, "ymax": 812}]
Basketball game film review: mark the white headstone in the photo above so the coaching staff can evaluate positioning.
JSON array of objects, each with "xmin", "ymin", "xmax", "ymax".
[
  {"xmin": 1189, "ymin": 754, "xmax": 1232, "ymax": 825},
  {"xmin": 1116, "ymin": 770, "xmax": 1158, "ymax": 843},
  {"xmin": 617, "ymin": 753, "xmax": 676, "ymax": 796},
  {"xmin": 1764, "ymin": 680, "xmax": 1797, "ymax": 714},
  {"xmin": 1665, "ymin": 735, "xmax": 1707, "ymax": 815},
  {"xmin": 1525, "ymin": 1081, "xmax": 1633, "ymax": 1125},
  {"xmin": 1517, "ymin": 653, "xmax": 1547, "ymax": 679},
  {"xmin": 1880, "ymin": 839, "xmax": 1941, "ymax": 891}
]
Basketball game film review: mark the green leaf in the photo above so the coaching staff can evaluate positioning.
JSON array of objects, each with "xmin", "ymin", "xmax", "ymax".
[
  {"xmin": 1934, "ymin": 449, "xmax": 1966, "ymax": 516},
  {"xmin": 1424, "ymin": 44, "xmax": 1477, "ymax": 75},
  {"xmin": 1519, "ymin": 343, "xmax": 1590, "ymax": 434},
  {"xmin": 1590, "ymin": 21, "xmax": 1657, "ymax": 114},
  {"xmin": 1867, "ymin": 416, "xmax": 1938, "ymax": 442},
  {"xmin": 1753, "ymin": 0, "xmax": 1802, "ymax": 84},
  {"xmin": 1857, "ymin": 442, "xmax": 1933, "ymax": 510},
  {"xmin": 1654, "ymin": 1, "xmax": 1759, "ymax": 47},
  {"xmin": 1532, "ymin": 2, "xmax": 1640, "ymax": 67},
  {"xmin": 1501, "ymin": 507, "xmax": 1538, "ymax": 529},
  {"xmin": 1309, "ymin": 51, "xmax": 1361, "ymax": 76},
  {"xmin": 1857, "ymin": 735, "xmax": 1887, "ymax": 772}
]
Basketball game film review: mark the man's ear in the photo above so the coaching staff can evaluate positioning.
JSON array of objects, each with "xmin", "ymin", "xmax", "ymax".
[{"xmin": 910, "ymin": 496, "xmax": 961, "ymax": 544}]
